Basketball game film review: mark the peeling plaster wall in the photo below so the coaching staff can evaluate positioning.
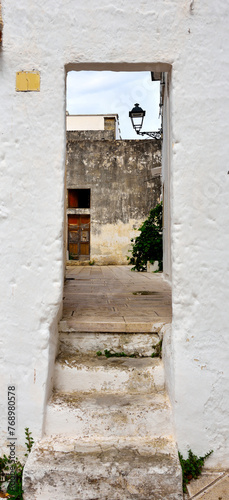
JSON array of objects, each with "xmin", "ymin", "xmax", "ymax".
[
  {"xmin": 66, "ymin": 131, "xmax": 161, "ymax": 264},
  {"xmin": 91, "ymin": 220, "xmax": 144, "ymax": 265},
  {"xmin": 0, "ymin": 0, "xmax": 229, "ymax": 467}
]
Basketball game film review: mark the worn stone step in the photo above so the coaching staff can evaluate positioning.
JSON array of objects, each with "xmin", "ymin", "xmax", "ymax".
[
  {"xmin": 59, "ymin": 317, "xmax": 166, "ymax": 333},
  {"xmin": 45, "ymin": 391, "xmax": 172, "ymax": 438},
  {"xmin": 59, "ymin": 331, "xmax": 162, "ymax": 357},
  {"xmin": 23, "ymin": 435, "xmax": 183, "ymax": 500},
  {"xmin": 54, "ymin": 353, "xmax": 165, "ymax": 394}
]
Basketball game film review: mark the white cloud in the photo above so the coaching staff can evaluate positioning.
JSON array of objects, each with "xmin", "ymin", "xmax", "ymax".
[{"xmin": 66, "ymin": 71, "xmax": 161, "ymax": 139}]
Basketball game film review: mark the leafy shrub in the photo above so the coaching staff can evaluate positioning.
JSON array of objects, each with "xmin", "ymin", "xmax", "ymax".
[
  {"xmin": 127, "ymin": 202, "xmax": 163, "ymax": 272},
  {"xmin": 0, "ymin": 428, "xmax": 34, "ymax": 499},
  {"xmin": 0, "ymin": 454, "xmax": 24, "ymax": 499},
  {"xmin": 178, "ymin": 449, "xmax": 213, "ymax": 492}
]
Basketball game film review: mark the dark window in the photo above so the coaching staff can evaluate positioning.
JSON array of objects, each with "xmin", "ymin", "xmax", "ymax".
[{"xmin": 68, "ymin": 189, "xmax": 90, "ymax": 208}]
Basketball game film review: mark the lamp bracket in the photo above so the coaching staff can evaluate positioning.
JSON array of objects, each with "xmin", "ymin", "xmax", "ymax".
[{"xmin": 136, "ymin": 129, "xmax": 162, "ymax": 140}]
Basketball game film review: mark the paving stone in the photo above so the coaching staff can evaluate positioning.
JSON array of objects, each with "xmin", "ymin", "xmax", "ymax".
[
  {"xmin": 192, "ymin": 474, "xmax": 229, "ymax": 499},
  {"xmin": 187, "ymin": 472, "xmax": 225, "ymax": 497}
]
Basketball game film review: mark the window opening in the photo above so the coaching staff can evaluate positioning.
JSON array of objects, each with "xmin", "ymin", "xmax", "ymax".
[{"xmin": 68, "ymin": 189, "xmax": 90, "ymax": 209}]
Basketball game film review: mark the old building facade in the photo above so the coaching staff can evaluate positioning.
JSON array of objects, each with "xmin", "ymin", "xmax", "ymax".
[{"xmin": 66, "ymin": 126, "xmax": 161, "ymax": 264}]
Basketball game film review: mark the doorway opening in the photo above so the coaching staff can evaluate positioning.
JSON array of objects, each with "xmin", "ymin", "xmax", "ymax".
[
  {"xmin": 65, "ymin": 67, "xmax": 170, "ymax": 269},
  {"xmin": 68, "ymin": 214, "xmax": 90, "ymax": 261},
  {"xmin": 67, "ymin": 189, "xmax": 91, "ymax": 261}
]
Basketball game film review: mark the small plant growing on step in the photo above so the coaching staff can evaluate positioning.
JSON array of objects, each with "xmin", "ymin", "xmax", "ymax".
[
  {"xmin": 104, "ymin": 349, "xmax": 137, "ymax": 358},
  {"xmin": 96, "ymin": 350, "xmax": 137, "ymax": 358},
  {"xmin": 151, "ymin": 339, "xmax": 162, "ymax": 358},
  {"xmin": 178, "ymin": 449, "xmax": 213, "ymax": 492},
  {"xmin": 24, "ymin": 427, "xmax": 34, "ymax": 457}
]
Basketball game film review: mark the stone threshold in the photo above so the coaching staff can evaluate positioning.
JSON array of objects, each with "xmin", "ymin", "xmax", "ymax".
[{"xmin": 59, "ymin": 318, "xmax": 170, "ymax": 333}]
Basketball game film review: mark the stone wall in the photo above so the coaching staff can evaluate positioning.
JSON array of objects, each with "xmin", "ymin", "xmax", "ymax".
[{"xmin": 66, "ymin": 131, "xmax": 161, "ymax": 264}]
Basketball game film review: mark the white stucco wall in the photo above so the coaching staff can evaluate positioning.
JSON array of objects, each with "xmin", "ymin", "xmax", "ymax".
[{"xmin": 0, "ymin": 0, "xmax": 229, "ymax": 466}]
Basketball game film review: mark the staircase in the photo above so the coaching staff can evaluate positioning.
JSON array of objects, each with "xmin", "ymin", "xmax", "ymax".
[{"xmin": 23, "ymin": 325, "xmax": 183, "ymax": 499}]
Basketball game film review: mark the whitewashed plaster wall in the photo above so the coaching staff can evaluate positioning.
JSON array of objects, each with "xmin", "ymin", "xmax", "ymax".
[
  {"xmin": 167, "ymin": 2, "xmax": 229, "ymax": 467},
  {"xmin": 0, "ymin": 0, "xmax": 229, "ymax": 466}
]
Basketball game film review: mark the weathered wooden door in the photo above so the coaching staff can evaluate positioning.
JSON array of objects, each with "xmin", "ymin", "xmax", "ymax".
[{"xmin": 68, "ymin": 215, "xmax": 90, "ymax": 260}]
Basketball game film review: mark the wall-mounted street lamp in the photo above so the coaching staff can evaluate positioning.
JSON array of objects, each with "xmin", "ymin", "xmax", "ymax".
[{"xmin": 129, "ymin": 103, "xmax": 162, "ymax": 139}]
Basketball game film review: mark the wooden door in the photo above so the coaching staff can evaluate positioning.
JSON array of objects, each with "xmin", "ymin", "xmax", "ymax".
[{"xmin": 68, "ymin": 215, "xmax": 90, "ymax": 260}]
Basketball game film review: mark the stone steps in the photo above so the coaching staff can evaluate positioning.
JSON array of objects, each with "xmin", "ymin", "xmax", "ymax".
[
  {"xmin": 45, "ymin": 391, "xmax": 173, "ymax": 438},
  {"xmin": 23, "ymin": 323, "xmax": 182, "ymax": 499},
  {"xmin": 23, "ymin": 435, "xmax": 183, "ymax": 500},
  {"xmin": 54, "ymin": 353, "xmax": 165, "ymax": 393}
]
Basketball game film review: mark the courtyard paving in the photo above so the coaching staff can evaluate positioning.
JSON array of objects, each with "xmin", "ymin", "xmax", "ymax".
[{"xmin": 63, "ymin": 265, "xmax": 172, "ymax": 332}]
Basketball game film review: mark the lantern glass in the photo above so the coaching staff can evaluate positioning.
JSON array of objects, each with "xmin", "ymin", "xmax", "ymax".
[{"xmin": 129, "ymin": 103, "xmax": 146, "ymax": 133}]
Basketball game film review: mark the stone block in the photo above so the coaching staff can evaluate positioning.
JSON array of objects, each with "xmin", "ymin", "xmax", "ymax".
[
  {"xmin": 54, "ymin": 354, "xmax": 165, "ymax": 394},
  {"xmin": 45, "ymin": 391, "xmax": 173, "ymax": 439},
  {"xmin": 23, "ymin": 435, "xmax": 183, "ymax": 500}
]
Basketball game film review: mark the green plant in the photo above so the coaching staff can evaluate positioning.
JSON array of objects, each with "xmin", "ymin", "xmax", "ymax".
[
  {"xmin": 0, "ymin": 455, "xmax": 23, "ymax": 499},
  {"xmin": 96, "ymin": 350, "xmax": 137, "ymax": 358},
  {"xmin": 89, "ymin": 260, "xmax": 95, "ymax": 266},
  {"xmin": 0, "ymin": 454, "xmax": 10, "ymax": 493},
  {"xmin": 178, "ymin": 449, "xmax": 213, "ymax": 492},
  {"xmin": 0, "ymin": 428, "xmax": 34, "ymax": 499},
  {"xmin": 104, "ymin": 349, "xmax": 136, "ymax": 358},
  {"xmin": 5, "ymin": 458, "xmax": 23, "ymax": 499},
  {"xmin": 151, "ymin": 339, "xmax": 162, "ymax": 358},
  {"xmin": 127, "ymin": 202, "xmax": 163, "ymax": 272},
  {"xmin": 24, "ymin": 428, "xmax": 34, "ymax": 457}
]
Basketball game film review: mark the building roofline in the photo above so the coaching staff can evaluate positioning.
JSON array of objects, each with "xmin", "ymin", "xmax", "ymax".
[{"xmin": 66, "ymin": 113, "xmax": 119, "ymax": 118}]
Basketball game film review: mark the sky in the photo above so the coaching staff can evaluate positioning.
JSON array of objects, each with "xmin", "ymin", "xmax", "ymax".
[{"xmin": 66, "ymin": 71, "xmax": 161, "ymax": 140}]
